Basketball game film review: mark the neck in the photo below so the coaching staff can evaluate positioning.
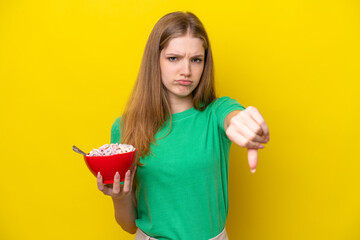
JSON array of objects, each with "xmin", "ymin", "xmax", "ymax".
[{"xmin": 169, "ymin": 95, "xmax": 194, "ymax": 114}]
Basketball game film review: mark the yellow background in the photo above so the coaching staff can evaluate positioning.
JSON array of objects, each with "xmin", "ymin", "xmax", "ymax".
[{"xmin": 0, "ymin": 0, "xmax": 359, "ymax": 239}]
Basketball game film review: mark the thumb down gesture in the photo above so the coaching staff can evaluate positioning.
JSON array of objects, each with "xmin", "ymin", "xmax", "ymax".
[{"xmin": 225, "ymin": 106, "xmax": 270, "ymax": 173}]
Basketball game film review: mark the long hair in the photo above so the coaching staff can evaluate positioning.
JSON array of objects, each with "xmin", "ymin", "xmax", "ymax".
[{"xmin": 121, "ymin": 11, "xmax": 216, "ymax": 165}]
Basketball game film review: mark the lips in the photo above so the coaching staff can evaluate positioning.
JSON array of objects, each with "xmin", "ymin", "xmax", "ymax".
[{"xmin": 176, "ymin": 80, "xmax": 192, "ymax": 86}]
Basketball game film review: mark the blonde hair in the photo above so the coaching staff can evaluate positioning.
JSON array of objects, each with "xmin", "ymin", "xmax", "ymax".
[{"xmin": 121, "ymin": 11, "xmax": 216, "ymax": 165}]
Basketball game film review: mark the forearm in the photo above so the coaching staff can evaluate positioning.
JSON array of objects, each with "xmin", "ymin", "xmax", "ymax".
[
  {"xmin": 112, "ymin": 194, "xmax": 137, "ymax": 234},
  {"xmin": 224, "ymin": 110, "xmax": 241, "ymax": 131}
]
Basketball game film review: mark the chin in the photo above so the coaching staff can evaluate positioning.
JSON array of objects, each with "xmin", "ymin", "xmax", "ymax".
[
  {"xmin": 166, "ymin": 85, "xmax": 195, "ymax": 99},
  {"xmin": 170, "ymin": 91, "xmax": 192, "ymax": 99}
]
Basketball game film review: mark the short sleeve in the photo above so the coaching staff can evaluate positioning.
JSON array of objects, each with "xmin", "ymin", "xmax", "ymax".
[
  {"xmin": 212, "ymin": 96, "xmax": 246, "ymax": 133},
  {"xmin": 110, "ymin": 117, "xmax": 121, "ymax": 144}
]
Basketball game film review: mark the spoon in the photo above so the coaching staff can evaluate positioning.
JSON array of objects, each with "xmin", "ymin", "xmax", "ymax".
[{"xmin": 73, "ymin": 145, "xmax": 87, "ymax": 156}]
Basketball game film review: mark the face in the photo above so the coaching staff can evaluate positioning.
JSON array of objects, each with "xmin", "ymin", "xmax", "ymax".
[{"xmin": 159, "ymin": 34, "xmax": 205, "ymax": 102}]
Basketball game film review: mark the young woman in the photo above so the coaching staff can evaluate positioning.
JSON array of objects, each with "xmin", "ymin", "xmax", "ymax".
[{"xmin": 97, "ymin": 11, "xmax": 270, "ymax": 240}]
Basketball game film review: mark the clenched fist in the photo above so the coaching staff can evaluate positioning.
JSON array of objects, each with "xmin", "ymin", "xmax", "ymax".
[{"xmin": 225, "ymin": 106, "xmax": 270, "ymax": 173}]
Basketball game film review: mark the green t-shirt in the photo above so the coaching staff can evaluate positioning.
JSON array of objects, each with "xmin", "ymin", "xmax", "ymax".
[{"xmin": 110, "ymin": 96, "xmax": 245, "ymax": 240}]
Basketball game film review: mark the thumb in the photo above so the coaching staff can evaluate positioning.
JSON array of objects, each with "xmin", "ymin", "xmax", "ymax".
[{"xmin": 247, "ymin": 148, "xmax": 258, "ymax": 173}]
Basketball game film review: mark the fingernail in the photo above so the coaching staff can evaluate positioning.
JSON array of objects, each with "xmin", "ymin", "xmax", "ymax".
[
  {"xmin": 97, "ymin": 172, "xmax": 101, "ymax": 178},
  {"xmin": 126, "ymin": 170, "xmax": 130, "ymax": 175},
  {"xmin": 115, "ymin": 172, "xmax": 119, "ymax": 178},
  {"xmin": 259, "ymin": 145, "xmax": 265, "ymax": 149},
  {"xmin": 251, "ymin": 168, "xmax": 256, "ymax": 173}
]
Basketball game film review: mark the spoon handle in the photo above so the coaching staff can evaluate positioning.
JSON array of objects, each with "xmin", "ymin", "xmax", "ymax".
[{"xmin": 73, "ymin": 145, "xmax": 87, "ymax": 156}]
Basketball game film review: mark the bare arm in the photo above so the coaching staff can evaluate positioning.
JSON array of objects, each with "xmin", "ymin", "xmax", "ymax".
[
  {"xmin": 111, "ymin": 186, "xmax": 137, "ymax": 234},
  {"xmin": 98, "ymin": 165, "xmax": 138, "ymax": 234},
  {"xmin": 224, "ymin": 110, "xmax": 242, "ymax": 131},
  {"xmin": 224, "ymin": 106, "xmax": 270, "ymax": 173}
]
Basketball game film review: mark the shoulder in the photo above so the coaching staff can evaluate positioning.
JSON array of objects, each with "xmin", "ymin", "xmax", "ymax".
[
  {"xmin": 206, "ymin": 96, "xmax": 245, "ymax": 132},
  {"xmin": 207, "ymin": 96, "xmax": 245, "ymax": 112},
  {"xmin": 111, "ymin": 117, "xmax": 121, "ymax": 131},
  {"xmin": 110, "ymin": 116, "xmax": 122, "ymax": 144}
]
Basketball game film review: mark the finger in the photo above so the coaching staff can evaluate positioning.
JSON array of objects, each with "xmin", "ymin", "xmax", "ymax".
[
  {"xmin": 239, "ymin": 111, "xmax": 265, "ymax": 137},
  {"xmin": 131, "ymin": 164, "xmax": 137, "ymax": 178},
  {"xmin": 231, "ymin": 117, "xmax": 268, "ymax": 144},
  {"xmin": 97, "ymin": 172, "xmax": 104, "ymax": 191},
  {"xmin": 247, "ymin": 148, "xmax": 258, "ymax": 173},
  {"xmin": 98, "ymin": 173, "xmax": 112, "ymax": 195},
  {"xmin": 123, "ymin": 170, "xmax": 131, "ymax": 192},
  {"xmin": 130, "ymin": 165, "xmax": 137, "ymax": 190},
  {"xmin": 113, "ymin": 172, "xmax": 120, "ymax": 194},
  {"xmin": 246, "ymin": 106, "xmax": 270, "ymax": 140},
  {"xmin": 227, "ymin": 128, "xmax": 265, "ymax": 149},
  {"xmin": 132, "ymin": 163, "xmax": 137, "ymax": 172}
]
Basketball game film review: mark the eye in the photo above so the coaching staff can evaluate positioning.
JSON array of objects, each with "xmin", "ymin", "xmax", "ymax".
[
  {"xmin": 193, "ymin": 58, "xmax": 202, "ymax": 63},
  {"xmin": 168, "ymin": 57, "xmax": 177, "ymax": 62}
]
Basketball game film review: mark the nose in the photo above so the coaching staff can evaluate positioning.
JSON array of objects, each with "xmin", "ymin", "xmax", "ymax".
[{"xmin": 181, "ymin": 60, "xmax": 191, "ymax": 77}]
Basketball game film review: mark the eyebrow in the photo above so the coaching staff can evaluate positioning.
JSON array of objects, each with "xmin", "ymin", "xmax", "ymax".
[{"xmin": 165, "ymin": 53, "xmax": 204, "ymax": 58}]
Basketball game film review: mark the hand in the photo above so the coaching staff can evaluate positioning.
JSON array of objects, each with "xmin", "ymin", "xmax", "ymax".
[
  {"xmin": 225, "ymin": 106, "xmax": 270, "ymax": 173},
  {"xmin": 97, "ymin": 164, "xmax": 137, "ymax": 200}
]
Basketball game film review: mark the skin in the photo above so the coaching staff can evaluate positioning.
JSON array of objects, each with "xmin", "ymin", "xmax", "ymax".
[
  {"xmin": 97, "ymin": 33, "xmax": 270, "ymax": 202},
  {"xmin": 159, "ymin": 33, "xmax": 205, "ymax": 114},
  {"xmin": 225, "ymin": 108, "xmax": 270, "ymax": 173}
]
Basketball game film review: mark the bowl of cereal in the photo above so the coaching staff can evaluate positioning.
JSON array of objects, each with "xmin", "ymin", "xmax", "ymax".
[{"xmin": 83, "ymin": 143, "xmax": 137, "ymax": 184}]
